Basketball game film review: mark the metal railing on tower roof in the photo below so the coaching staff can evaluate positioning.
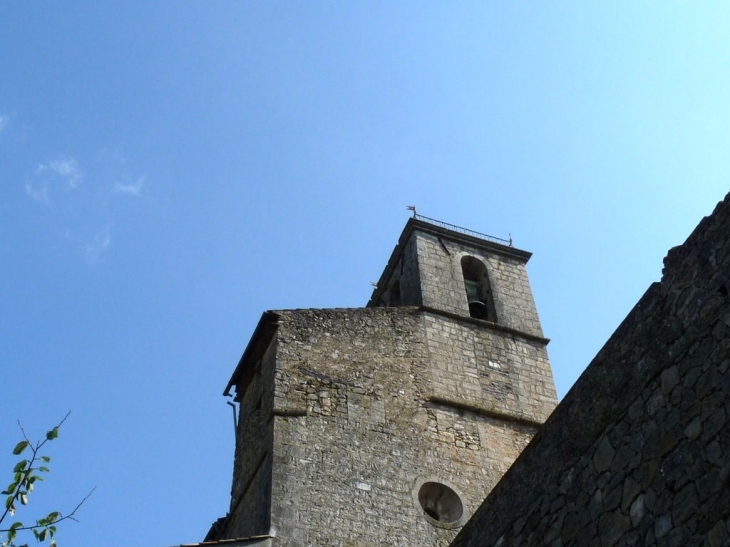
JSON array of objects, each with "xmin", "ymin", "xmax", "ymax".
[{"xmin": 413, "ymin": 213, "xmax": 513, "ymax": 247}]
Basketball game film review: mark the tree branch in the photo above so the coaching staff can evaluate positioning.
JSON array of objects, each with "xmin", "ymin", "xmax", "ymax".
[
  {"xmin": 0, "ymin": 412, "xmax": 74, "ymax": 527},
  {"xmin": 0, "ymin": 487, "xmax": 95, "ymax": 534}
]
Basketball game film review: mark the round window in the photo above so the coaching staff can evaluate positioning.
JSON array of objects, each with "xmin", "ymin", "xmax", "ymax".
[{"xmin": 417, "ymin": 481, "xmax": 464, "ymax": 525}]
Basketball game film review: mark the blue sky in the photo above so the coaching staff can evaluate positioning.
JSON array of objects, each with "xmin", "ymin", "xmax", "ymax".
[{"xmin": 1, "ymin": 3, "xmax": 729, "ymax": 546}]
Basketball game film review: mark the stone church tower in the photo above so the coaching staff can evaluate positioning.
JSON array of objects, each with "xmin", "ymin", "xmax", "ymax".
[{"xmin": 213, "ymin": 216, "xmax": 558, "ymax": 546}]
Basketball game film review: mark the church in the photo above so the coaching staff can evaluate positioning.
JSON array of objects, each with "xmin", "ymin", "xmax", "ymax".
[{"xmin": 205, "ymin": 213, "xmax": 558, "ymax": 546}]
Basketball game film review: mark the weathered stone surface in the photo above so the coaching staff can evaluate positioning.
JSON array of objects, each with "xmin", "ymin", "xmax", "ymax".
[
  {"xmin": 706, "ymin": 520, "xmax": 728, "ymax": 547},
  {"xmin": 621, "ymin": 477, "xmax": 641, "ymax": 512},
  {"xmin": 661, "ymin": 366, "xmax": 680, "ymax": 395},
  {"xmin": 629, "ymin": 494, "xmax": 644, "ymax": 527},
  {"xmin": 593, "ymin": 436, "xmax": 615, "ymax": 473},
  {"xmin": 655, "ymin": 513, "xmax": 672, "ymax": 539}
]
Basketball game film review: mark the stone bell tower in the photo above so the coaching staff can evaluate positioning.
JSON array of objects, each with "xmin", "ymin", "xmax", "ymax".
[{"xmin": 212, "ymin": 215, "xmax": 558, "ymax": 547}]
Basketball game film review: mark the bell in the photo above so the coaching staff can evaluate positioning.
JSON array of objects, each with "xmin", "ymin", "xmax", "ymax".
[{"xmin": 468, "ymin": 298, "xmax": 488, "ymax": 319}]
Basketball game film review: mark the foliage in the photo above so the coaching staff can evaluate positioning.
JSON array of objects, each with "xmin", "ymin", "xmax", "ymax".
[{"xmin": 0, "ymin": 413, "xmax": 93, "ymax": 547}]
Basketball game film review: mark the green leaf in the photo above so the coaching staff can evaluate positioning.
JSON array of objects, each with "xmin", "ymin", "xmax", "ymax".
[
  {"xmin": 20, "ymin": 493, "xmax": 28, "ymax": 505},
  {"xmin": 2, "ymin": 481, "xmax": 17, "ymax": 495},
  {"xmin": 12, "ymin": 441, "xmax": 29, "ymax": 455},
  {"xmin": 46, "ymin": 511, "xmax": 60, "ymax": 522},
  {"xmin": 45, "ymin": 427, "xmax": 59, "ymax": 441},
  {"xmin": 38, "ymin": 466, "xmax": 50, "ymax": 473},
  {"xmin": 39, "ymin": 456, "xmax": 50, "ymax": 463},
  {"xmin": 13, "ymin": 460, "xmax": 28, "ymax": 473}
]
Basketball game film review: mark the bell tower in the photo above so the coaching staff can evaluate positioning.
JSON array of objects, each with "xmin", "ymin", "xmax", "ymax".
[
  {"xmin": 214, "ymin": 215, "xmax": 558, "ymax": 547},
  {"xmin": 368, "ymin": 215, "xmax": 544, "ymax": 331},
  {"xmin": 367, "ymin": 215, "xmax": 552, "ymax": 425},
  {"xmin": 368, "ymin": 215, "xmax": 540, "ymax": 328}
]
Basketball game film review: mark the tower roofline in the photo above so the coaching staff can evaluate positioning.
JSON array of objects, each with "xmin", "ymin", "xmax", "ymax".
[
  {"xmin": 223, "ymin": 310, "xmax": 279, "ymax": 399},
  {"xmin": 368, "ymin": 216, "xmax": 532, "ymax": 308},
  {"xmin": 412, "ymin": 214, "xmax": 515, "ymax": 247}
]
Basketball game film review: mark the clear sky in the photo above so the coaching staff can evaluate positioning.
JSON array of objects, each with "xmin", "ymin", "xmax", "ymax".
[{"xmin": 1, "ymin": 3, "xmax": 729, "ymax": 546}]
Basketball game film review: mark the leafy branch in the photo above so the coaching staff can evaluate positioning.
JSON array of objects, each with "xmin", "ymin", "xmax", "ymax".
[{"xmin": 0, "ymin": 413, "xmax": 94, "ymax": 547}]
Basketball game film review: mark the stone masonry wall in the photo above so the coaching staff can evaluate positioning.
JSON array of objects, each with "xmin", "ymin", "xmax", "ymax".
[
  {"xmin": 451, "ymin": 192, "xmax": 730, "ymax": 547},
  {"xmin": 266, "ymin": 307, "xmax": 542, "ymax": 547},
  {"xmin": 423, "ymin": 312, "xmax": 556, "ymax": 424},
  {"xmin": 414, "ymin": 232, "xmax": 543, "ymax": 338},
  {"xmin": 394, "ymin": 231, "xmax": 423, "ymax": 307}
]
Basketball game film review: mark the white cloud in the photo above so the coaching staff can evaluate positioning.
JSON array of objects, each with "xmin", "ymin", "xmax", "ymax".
[
  {"xmin": 86, "ymin": 225, "xmax": 112, "ymax": 264},
  {"xmin": 24, "ymin": 180, "xmax": 50, "ymax": 203},
  {"xmin": 37, "ymin": 157, "xmax": 83, "ymax": 188},
  {"xmin": 113, "ymin": 175, "xmax": 145, "ymax": 196},
  {"xmin": 26, "ymin": 156, "xmax": 84, "ymax": 204},
  {"xmin": 24, "ymin": 150, "xmax": 148, "ymax": 264}
]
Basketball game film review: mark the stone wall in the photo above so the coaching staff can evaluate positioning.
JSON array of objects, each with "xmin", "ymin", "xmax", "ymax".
[
  {"xmin": 414, "ymin": 232, "xmax": 543, "ymax": 338},
  {"xmin": 451, "ymin": 193, "xmax": 730, "ymax": 547},
  {"xmin": 422, "ymin": 312, "xmax": 556, "ymax": 424},
  {"xmin": 260, "ymin": 307, "xmax": 548, "ymax": 546}
]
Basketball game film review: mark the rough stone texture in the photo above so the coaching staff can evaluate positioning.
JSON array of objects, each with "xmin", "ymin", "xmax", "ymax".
[
  {"xmin": 266, "ymin": 308, "xmax": 538, "ymax": 546},
  {"xmin": 451, "ymin": 192, "xmax": 730, "ymax": 547},
  {"xmin": 422, "ymin": 311, "xmax": 555, "ymax": 424},
  {"xmin": 218, "ymin": 219, "xmax": 558, "ymax": 546}
]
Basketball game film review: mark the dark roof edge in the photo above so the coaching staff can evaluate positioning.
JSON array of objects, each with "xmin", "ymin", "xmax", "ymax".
[
  {"xmin": 409, "ymin": 218, "xmax": 532, "ymax": 261},
  {"xmin": 223, "ymin": 310, "xmax": 280, "ymax": 397}
]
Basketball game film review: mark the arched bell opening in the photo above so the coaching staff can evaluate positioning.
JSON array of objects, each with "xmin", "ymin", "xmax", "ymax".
[
  {"xmin": 388, "ymin": 280, "xmax": 402, "ymax": 307},
  {"xmin": 461, "ymin": 256, "xmax": 497, "ymax": 323}
]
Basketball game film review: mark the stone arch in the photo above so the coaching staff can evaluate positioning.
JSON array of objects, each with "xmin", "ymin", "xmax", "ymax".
[{"xmin": 460, "ymin": 255, "xmax": 497, "ymax": 322}]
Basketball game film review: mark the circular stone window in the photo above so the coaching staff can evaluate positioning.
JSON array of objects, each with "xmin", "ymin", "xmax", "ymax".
[{"xmin": 417, "ymin": 481, "xmax": 464, "ymax": 527}]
